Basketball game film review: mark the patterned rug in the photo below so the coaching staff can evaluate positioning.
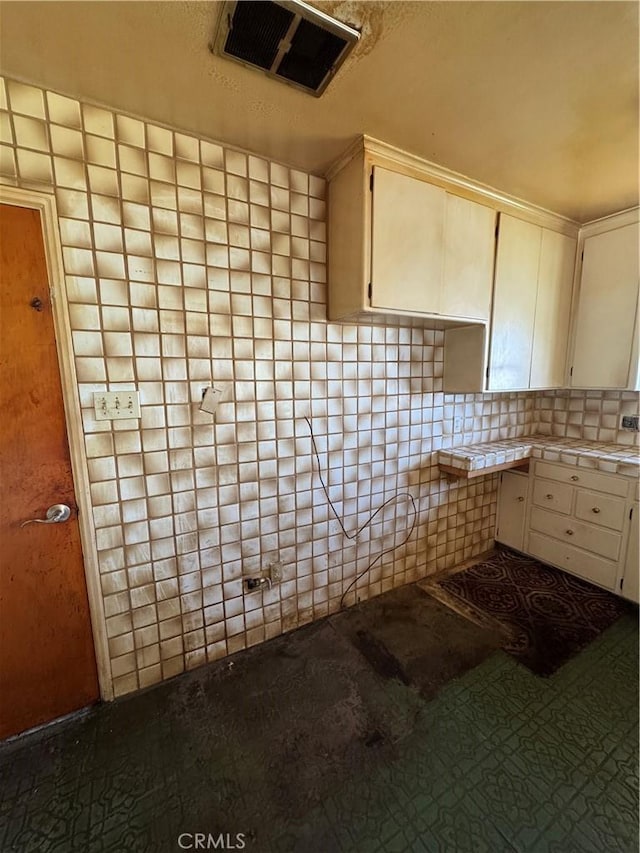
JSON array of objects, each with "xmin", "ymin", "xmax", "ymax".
[{"xmin": 424, "ymin": 548, "xmax": 632, "ymax": 676}]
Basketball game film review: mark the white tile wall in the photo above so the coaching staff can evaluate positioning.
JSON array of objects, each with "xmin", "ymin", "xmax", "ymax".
[
  {"xmin": 3, "ymin": 76, "xmax": 631, "ymax": 698},
  {"xmin": 534, "ymin": 390, "xmax": 640, "ymax": 445}
]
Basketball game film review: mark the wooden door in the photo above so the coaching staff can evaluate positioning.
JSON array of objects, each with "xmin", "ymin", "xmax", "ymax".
[
  {"xmin": 0, "ymin": 203, "xmax": 99, "ymax": 739},
  {"xmin": 441, "ymin": 193, "xmax": 496, "ymax": 322},
  {"xmin": 370, "ymin": 166, "xmax": 445, "ymax": 314},
  {"xmin": 488, "ymin": 214, "xmax": 541, "ymax": 391},
  {"xmin": 570, "ymin": 223, "xmax": 639, "ymax": 389},
  {"xmin": 529, "ymin": 229, "xmax": 576, "ymax": 389}
]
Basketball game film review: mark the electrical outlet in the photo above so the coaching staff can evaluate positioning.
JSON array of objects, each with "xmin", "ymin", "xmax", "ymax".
[
  {"xmin": 268, "ymin": 559, "xmax": 283, "ymax": 584},
  {"xmin": 621, "ymin": 415, "xmax": 640, "ymax": 431}
]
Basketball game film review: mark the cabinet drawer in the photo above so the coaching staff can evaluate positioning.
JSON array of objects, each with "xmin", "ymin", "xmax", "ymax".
[
  {"xmin": 530, "ymin": 507, "xmax": 622, "ymax": 561},
  {"xmin": 575, "ymin": 489, "xmax": 626, "ymax": 532},
  {"xmin": 532, "ymin": 478, "xmax": 573, "ymax": 514},
  {"xmin": 534, "ymin": 461, "xmax": 628, "ymax": 497},
  {"xmin": 527, "ymin": 532, "xmax": 618, "ymax": 591}
]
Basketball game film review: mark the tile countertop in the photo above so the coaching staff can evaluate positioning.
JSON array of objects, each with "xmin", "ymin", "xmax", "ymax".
[{"xmin": 437, "ymin": 436, "xmax": 640, "ymax": 479}]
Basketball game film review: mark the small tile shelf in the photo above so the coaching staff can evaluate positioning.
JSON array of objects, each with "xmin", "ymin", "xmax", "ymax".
[{"xmin": 438, "ymin": 435, "xmax": 640, "ymax": 479}]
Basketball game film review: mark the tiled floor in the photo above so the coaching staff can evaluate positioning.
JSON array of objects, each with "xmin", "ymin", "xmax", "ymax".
[{"xmin": 0, "ymin": 586, "xmax": 637, "ymax": 853}]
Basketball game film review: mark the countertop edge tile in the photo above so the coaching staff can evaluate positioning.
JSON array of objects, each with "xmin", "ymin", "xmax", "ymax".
[{"xmin": 437, "ymin": 435, "xmax": 640, "ymax": 477}]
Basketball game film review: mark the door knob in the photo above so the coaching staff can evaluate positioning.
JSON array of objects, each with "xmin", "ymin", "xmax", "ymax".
[
  {"xmin": 21, "ymin": 504, "xmax": 71, "ymax": 527},
  {"xmin": 517, "ymin": 496, "xmax": 525, "ymax": 502}
]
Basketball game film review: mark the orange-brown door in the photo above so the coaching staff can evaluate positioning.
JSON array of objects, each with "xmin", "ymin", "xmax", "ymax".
[{"xmin": 0, "ymin": 202, "xmax": 99, "ymax": 739}]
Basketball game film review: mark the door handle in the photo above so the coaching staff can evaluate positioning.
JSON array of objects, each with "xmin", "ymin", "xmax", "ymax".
[{"xmin": 21, "ymin": 504, "xmax": 71, "ymax": 527}]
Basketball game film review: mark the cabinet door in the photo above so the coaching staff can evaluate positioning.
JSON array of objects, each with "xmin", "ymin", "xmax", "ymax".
[
  {"xmin": 621, "ymin": 503, "xmax": 639, "ymax": 604},
  {"xmin": 496, "ymin": 471, "xmax": 528, "ymax": 551},
  {"xmin": 571, "ymin": 222, "xmax": 639, "ymax": 389},
  {"xmin": 440, "ymin": 194, "xmax": 496, "ymax": 321},
  {"xmin": 488, "ymin": 215, "xmax": 541, "ymax": 390},
  {"xmin": 529, "ymin": 229, "xmax": 576, "ymax": 388},
  {"xmin": 370, "ymin": 166, "xmax": 445, "ymax": 314}
]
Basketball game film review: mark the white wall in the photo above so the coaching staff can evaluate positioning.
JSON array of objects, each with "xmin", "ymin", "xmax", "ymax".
[{"xmin": 6, "ymin": 77, "xmax": 630, "ymax": 699}]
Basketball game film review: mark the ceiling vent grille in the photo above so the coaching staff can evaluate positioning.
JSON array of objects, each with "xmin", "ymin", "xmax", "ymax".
[{"xmin": 212, "ymin": 1, "xmax": 360, "ymax": 97}]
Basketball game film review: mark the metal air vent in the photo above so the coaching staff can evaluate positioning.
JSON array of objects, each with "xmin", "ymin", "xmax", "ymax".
[{"xmin": 211, "ymin": 0, "xmax": 360, "ymax": 97}]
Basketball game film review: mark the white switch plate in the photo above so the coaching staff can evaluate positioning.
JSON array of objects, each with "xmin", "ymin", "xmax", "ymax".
[
  {"xmin": 199, "ymin": 384, "xmax": 229, "ymax": 415},
  {"xmin": 94, "ymin": 391, "xmax": 141, "ymax": 420}
]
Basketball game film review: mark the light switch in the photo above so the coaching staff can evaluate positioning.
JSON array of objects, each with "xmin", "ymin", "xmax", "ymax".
[{"xmin": 94, "ymin": 391, "xmax": 141, "ymax": 421}]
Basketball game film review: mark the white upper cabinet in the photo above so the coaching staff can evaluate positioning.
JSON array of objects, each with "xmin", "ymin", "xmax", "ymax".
[
  {"xmin": 530, "ymin": 228, "xmax": 576, "ymax": 389},
  {"xmin": 441, "ymin": 193, "xmax": 496, "ymax": 322},
  {"xmin": 371, "ymin": 168, "xmax": 496, "ymax": 319},
  {"xmin": 370, "ymin": 166, "xmax": 445, "ymax": 314},
  {"xmin": 327, "ymin": 138, "xmax": 497, "ymax": 324},
  {"xmin": 488, "ymin": 215, "xmax": 576, "ymax": 391},
  {"xmin": 446, "ymin": 213, "xmax": 577, "ymax": 394},
  {"xmin": 488, "ymin": 215, "xmax": 541, "ymax": 391},
  {"xmin": 570, "ymin": 212, "xmax": 640, "ymax": 390}
]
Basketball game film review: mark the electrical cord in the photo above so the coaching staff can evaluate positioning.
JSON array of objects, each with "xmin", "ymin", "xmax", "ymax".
[{"xmin": 305, "ymin": 416, "xmax": 418, "ymax": 609}]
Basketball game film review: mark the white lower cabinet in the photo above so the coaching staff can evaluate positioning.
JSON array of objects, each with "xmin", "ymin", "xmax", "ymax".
[
  {"xmin": 620, "ymin": 502, "xmax": 639, "ymax": 604},
  {"xmin": 527, "ymin": 531, "xmax": 620, "ymax": 590},
  {"xmin": 496, "ymin": 460, "xmax": 637, "ymax": 596},
  {"xmin": 496, "ymin": 470, "xmax": 529, "ymax": 551}
]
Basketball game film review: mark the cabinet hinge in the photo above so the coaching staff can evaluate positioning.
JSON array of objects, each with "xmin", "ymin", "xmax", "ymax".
[
  {"xmin": 370, "ymin": 172, "xmax": 374, "ymax": 192},
  {"xmin": 581, "ymin": 250, "xmax": 584, "ymax": 262},
  {"xmin": 620, "ymin": 578, "xmax": 624, "ymax": 590},
  {"xmin": 368, "ymin": 282, "xmax": 372, "ymax": 300},
  {"xmin": 569, "ymin": 366, "xmax": 573, "ymax": 377},
  {"xmin": 630, "ymin": 507, "xmax": 634, "ymax": 520}
]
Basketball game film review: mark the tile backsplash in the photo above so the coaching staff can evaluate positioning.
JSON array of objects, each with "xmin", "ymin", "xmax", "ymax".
[
  {"xmin": 0, "ymin": 76, "xmax": 635, "ymax": 698},
  {"xmin": 534, "ymin": 390, "xmax": 640, "ymax": 445}
]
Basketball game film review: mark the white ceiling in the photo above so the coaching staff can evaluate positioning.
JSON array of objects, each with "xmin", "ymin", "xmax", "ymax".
[{"xmin": 1, "ymin": 1, "xmax": 638, "ymax": 222}]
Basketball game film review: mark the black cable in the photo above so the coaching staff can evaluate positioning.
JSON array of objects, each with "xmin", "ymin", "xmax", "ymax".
[{"xmin": 304, "ymin": 416, "xmax": 418, "ymax": 609}]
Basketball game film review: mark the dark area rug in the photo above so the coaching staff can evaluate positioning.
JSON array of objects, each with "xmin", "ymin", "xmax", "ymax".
[{"xmin": 422, "ymin": 548, "xmax": 633, "ymax": 676}]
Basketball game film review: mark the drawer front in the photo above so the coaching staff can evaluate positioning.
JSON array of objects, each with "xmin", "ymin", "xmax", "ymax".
[
  {"xmin": 532, "ymin": 478, "xmax": 573, "ymax": 514},
  {"xmin": 530, "ymin": 507, "xmax": 622, "ymax": 561},
  {"xmin": 527, "ymin": 532, "xmax": 618, "ymax": 591},
  {"xmin": 534, "ymin": 461, "xmax": 628, "ymax": 497},
  {"xmin": 575, "ymin": 489, "xmax": 626, "ymax": 532}
]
